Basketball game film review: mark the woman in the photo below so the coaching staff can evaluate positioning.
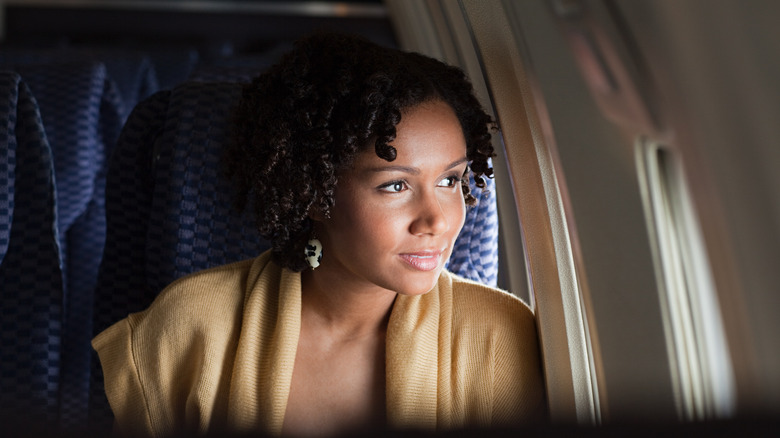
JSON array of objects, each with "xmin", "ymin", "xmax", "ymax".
[{"xmin": 93, "ymin": 32, "xmax": 546, "ymax": 437}]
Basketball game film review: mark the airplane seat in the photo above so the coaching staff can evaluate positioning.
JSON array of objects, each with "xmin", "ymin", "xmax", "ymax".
[
  {"xmin": 143, "ymin": 81, "xmax": 271, "ymax": 294},
  {"xmin": 89, "ymin": 89, "xmax": 172, "ymax": 430},
  {"xmin": 143, "ymin": 46, "xmax": 200, "ymax": 90},
  {"xmin": 90, "ymin": 81, "xmax": 271, "ymax": 427},
  {"xmin": 0, "ymin": 71, "xmax": 64, "ymax": 426},
  {"xmin": 68, "ymin": 47, "xmax": 160, "ymax": 121},
  {"xmin": 448, "ymin": 172, "xmax": 499, "ymax": 286},
  {"xmin": 0, "ymin": 60, "xmax": 126, "ymax": 428}
]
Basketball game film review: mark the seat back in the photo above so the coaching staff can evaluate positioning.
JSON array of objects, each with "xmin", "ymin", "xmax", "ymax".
[
  {"xmin": 0, "ymin": 71, "xmax": 64, "ymax": 426},
  {"xmin": 447, "ymin": 172, "xmax": 498, "ymax": 286},
  {"xmin": 91, "ymin": 82, "xmax": 270, "ymax": 427},
  {"xmin": 0, "ymin": 47, "xmax": 154, "ymax": 121},
  {"xmin": 93, "ymin": 82, "xmax": 269, "ymax": 335},
  {"xmin": 3, "ymin": 61, "xmax": 126, "ymax": 427},
  {"xmin": 145, "ymin": 82, "xmax": 270, "ymax": 293},
  {"xmin": 141, "ymin": 45, "xmax": 199, "ymax": 90},
  {"xmin": 90, "ymin": 89, "xmax": 172, "ymax": 430},
  {"xmin": 70, "ymin": 48, "xmax": 159, "ymax": 120}
]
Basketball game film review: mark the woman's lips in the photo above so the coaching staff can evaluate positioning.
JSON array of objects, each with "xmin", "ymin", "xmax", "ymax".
[{"xmin": 399, "ymin": 250, "xmax": 443, "ymax": 271}]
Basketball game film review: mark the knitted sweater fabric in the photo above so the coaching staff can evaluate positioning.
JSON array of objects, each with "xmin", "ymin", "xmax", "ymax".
[{"xmin": 93, "ymin": 251, "xmax": 546, "ymax": 437}]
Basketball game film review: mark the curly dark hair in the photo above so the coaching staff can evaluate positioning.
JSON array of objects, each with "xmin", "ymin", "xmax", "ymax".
[{"xmin": 227, "ymin": 32, "xmax": 495, "ymax": 271}]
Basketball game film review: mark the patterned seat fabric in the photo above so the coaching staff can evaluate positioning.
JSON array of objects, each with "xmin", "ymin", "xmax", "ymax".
[
  {"xmin": 145, "ymin": 82, "xmax": 271, "ymax": 293},
  {"xmin": 446, "ymin": 173, "xmax": 499, "ymax": 286},
  {"xmin": 0, "ymin": 47, "xmax": 156, "ymax": 121},
  {"xmin": 93, "ymin": 82, "xmax": 272, "ymax": 328},
  {"xmin": 0, "ymin": 71, "xmax": 64, "ymax": 426},
  {"xmin": 71, "ymin": 48, "xmax": 159, "ymax": 121},
  {"xmin": 90, "ymin": 90, "xmax": 172, "ymax": 431},
  {"xmin": 144, "ymin": 46, "xmax": 199, "ymax": 90},
  {"xmin": 90, "ymin": 82, "xmax": 270, "ymax": 428},
  {"xmin": 0, "ymin": 60, "xmax": 125, "ymax": 428}
]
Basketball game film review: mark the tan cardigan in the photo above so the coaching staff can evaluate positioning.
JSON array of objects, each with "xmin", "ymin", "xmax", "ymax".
[{"xmin": 93, "ymin": 251, "xmax": 546, "ymax": 437}]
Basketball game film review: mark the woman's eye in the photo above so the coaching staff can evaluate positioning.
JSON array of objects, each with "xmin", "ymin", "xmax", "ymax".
[
  {"xmin": 380, "ymin": 181, "xmax": 407, "ymax": 193},
  {"xmin": 438, "ymin": 176, "xmax": 459, "ymax": 187}
]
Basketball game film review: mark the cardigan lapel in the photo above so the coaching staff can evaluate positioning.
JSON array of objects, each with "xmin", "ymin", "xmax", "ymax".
[
  {"xmin": 385, "ymin": 280, "xmax": 443, "ymax": 430},
  {"xmin": 227, "ymin": 254, "xmax": 302, "ymax": 435}
]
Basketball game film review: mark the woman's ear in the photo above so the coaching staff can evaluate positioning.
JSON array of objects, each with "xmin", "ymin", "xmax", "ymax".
[
  {"xmin": 308, "ymin": 206, "xmax": 328, "ymax": 222},
  {"xmin": 308, "ymin": 189, "xmax": 332, "ymax": 221}
]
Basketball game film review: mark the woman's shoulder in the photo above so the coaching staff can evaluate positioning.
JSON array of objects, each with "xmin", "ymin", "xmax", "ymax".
[
  {"xmin": 150, "ymin": 256, "xmax": 259, "ymax": 312},
  {"xmin": 95, "ymin": 255, "xmax": 271, "ymax": 347},
  {"xmin": 443, "ymin": 271, "xmax": 536, "ymax": 334},
  {"xmin": 441, "ymin": 272, "xmax": 547, "ymax": 423},
  {"xmin": 92, "ymin": 255, "xmax": 277, "ymax": 437}
]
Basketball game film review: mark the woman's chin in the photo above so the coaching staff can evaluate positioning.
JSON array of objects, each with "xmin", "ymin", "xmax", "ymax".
[{"xmin": 393, "ymin": 273, "xmax": 442, "ymax": 297}]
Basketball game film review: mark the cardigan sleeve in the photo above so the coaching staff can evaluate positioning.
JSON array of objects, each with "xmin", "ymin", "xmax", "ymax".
[
  {"xmin": 91, "ymin": 256, "xmax": 264, "ymax": 437},
  {"xmin": 92, "ymin": 317, "xmax": 156, "ymax": 438},
  {"xmin": 490, "ymin": 299, "xmax": 548, "ymax": 425},
  {"xmin": 447, "ymin": 273, "xmax": 547, "ymax": 427}
]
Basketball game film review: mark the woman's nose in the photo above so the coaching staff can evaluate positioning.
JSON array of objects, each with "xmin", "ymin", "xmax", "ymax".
[{"xmin": 409, "ymin": 191, "xmax": 449, "ymax": 236}]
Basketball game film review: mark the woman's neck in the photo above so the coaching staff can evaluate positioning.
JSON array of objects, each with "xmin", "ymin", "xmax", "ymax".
[
  {"xmin": 285, "ymin": 267, "xmax": 390, "ymax": 437},
  {"xmin": 300, "ymin": 268, "xmax": 396, "ymax": 340}
]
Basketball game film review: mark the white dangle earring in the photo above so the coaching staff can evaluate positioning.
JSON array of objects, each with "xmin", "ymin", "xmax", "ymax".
[{"xmin": 304, "ymin": 238, "xmax": 323, "ymax": 269}]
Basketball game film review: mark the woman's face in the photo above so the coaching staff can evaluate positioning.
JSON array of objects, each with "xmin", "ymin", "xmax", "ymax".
[{"xmin": 315, "ymin": 99, "xmax": 468, "ymax": 296}]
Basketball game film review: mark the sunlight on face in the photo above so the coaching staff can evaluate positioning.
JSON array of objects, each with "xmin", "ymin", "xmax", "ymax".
[{"xmin": 314, "ymin": 99, "xmax": 468, "ymax": 296}]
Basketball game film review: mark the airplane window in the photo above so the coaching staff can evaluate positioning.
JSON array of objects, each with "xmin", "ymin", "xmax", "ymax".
[{"xmin": 636, "ymin": 138, "xmax": 736, "ymax": 420}]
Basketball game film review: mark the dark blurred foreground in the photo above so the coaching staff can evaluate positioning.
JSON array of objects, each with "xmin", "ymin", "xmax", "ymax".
[{"xmin": 3, "ymin": 413, "xmax": 779, "ymax": 438}]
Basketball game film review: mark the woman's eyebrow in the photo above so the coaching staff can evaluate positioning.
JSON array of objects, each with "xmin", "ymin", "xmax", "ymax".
[
  {"xmin": 446, "ymin": 157, "xmax": 469, "ymax": 170},
  {"xmin": 367, "ymin": 157, "xmax": 468, "ymax": 175}
]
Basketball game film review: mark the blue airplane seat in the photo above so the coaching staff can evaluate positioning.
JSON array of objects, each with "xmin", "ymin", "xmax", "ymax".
[
  {"xmin": 144, "ymin": 81, "xmax": 272, "ymax": 294},
  {"xmin": 89, "ymin": 89, "xmax": 172, "ymax": 431},
  {"xmin": 92, "ymin": 82, "xmax": 270, "ymax": 337},
  {"xmin": 90, "ymin": 82, "xmax": 272, "ymax": 427},
  {"xmin": 0, "ymin": 71, "xmax": 64, "ymax": 426},
  {"xmin": 447, "ymin": 171, "xmax": 499, "ymax": 287},
  {"xmin": 144, "ymin": 46, "xmax": 200, "ymax": 90},
  {"xmin": 1, "ymin": 60, "xmax": 126, "ymax": 428},
  {"xmin": 70, "ymin": 47, "xmax": 159, "ymax": 121}
]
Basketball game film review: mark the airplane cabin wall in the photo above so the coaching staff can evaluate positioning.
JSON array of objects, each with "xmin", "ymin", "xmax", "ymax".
[
  {"xmin": 617, "ymin": 0, "xmax": 780, "ymax": 417},
  {"xmin": 499, "ymin": 0, "xmax": 678, "ymax": 422}
]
